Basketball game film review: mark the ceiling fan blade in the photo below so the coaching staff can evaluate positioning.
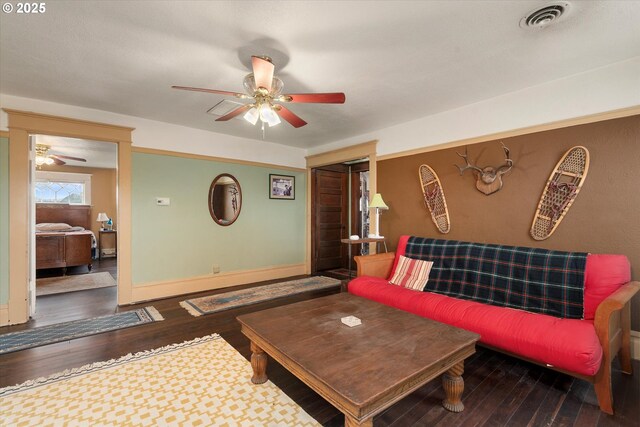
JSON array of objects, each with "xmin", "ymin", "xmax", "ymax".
[
  {"xmin": 50, "ymin": 156, "xmax": 66, "ymax": 166},
  {"xmin": 215, "ymin": 104, "xmax": 252, "ymax": 121},
  {"xmin": 275, "ymin": 105, "xmax": 307, "ymax": 128},
  {"xmin": 52, "ymin": 154, "xmax": 87, "ymax": 162},
  {"xmin": 280, "ymin": 93, "xmax": 346, "ymax": 104},
  {"xmin": 251, "ymin": 56, "xmax": 274, "ymax": 92},
  {"xmin": 172, "ymin": 86, "xmax": 248, "ymax": 99}
]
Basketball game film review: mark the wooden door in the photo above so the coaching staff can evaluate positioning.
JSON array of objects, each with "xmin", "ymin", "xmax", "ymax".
[{"xmin": 312, "ymin": 168, "xmax": 348, "ymax": 272}]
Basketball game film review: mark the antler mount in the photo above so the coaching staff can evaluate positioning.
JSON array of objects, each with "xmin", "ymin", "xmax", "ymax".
[{"xmin": 455, "ymin": 143, "xmax": 513, "ymax": 195}]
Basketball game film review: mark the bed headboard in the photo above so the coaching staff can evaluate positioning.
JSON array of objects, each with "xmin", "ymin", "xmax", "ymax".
[{"xmin": 36, "ymin": 204, "xmax": 91, "ymax": 230}]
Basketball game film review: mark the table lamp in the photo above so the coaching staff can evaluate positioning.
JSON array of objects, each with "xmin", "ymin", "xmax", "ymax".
[
  {"xmin": 96, "ymin": 212, "xmax": 109, "ymax": 231},
  {"xmin": 368, "ymin": 193, "xmax": 388, "ymax": 238}
]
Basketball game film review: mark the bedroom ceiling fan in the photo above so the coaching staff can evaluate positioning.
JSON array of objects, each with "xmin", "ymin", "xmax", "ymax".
[
  {"xmin": 35, "ymin": 144, "xmax": 87, "ymax": 168},
  {"xmin": 172, "ymin": 55, "xmax": 345, "ymax": 129}
]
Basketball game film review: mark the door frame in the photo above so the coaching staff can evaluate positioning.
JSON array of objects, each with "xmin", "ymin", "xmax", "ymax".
[
  {"xmin": 4, "ymin": 109, "xmax": 134, "ymax": 325},
  {"xmin": 349, "ymin": 162, "xmax": 370, "ymax": 263},
  {"xmin": 305, "ymin": 140, "xmax": 377, "ymax": 274}
]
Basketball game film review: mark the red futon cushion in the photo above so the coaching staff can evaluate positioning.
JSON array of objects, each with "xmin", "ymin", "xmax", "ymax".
[
  {"xmin": 348, "ymin": 277, "xmax": 602, "ymax": 376},
  {"xmin": 583, "ymin": 254, "xmax": 631, "ymax": 319}
]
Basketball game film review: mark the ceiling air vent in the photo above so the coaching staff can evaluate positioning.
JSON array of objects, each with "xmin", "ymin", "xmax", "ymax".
[
  {"xmin": 520, "ymin": 2, "xmax": 571, "ymax": 29},
  {"xmin": 207, "ymin": 100, "xmax": 246, "ymax": 118}
]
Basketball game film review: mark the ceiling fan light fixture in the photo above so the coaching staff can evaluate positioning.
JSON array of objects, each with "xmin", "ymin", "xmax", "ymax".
[
  {"xmin": 174, "ymin": 55, "xmax": 345, "ymax": 130},
  {"xmin": 270, "ymin": 77, "xmax": 284, "ymax": 96},
  {"xmin": 243, "ymin": 106, "xmax": 260, "ymax": 125},
  {"xmin": 243, "ymin": 74, "xmax": 284, "ymax": 96},
  {"xmin": 266, "ymin": 112, "xmax": 281, "ymax": 127},
  {"xmin": 35, "ymin": 155, "xmax": 54, "ymax": 167},
  {"xmin": 35, "ymin": 144, "xmax": 54, "ymax": 167},
  {"xmin": 259, "ymin": 104, "xmax": 281, "ymax": 127},
  {"xmin": 243, "ymin": 74, "xmax": 256, "ymax": 94}
]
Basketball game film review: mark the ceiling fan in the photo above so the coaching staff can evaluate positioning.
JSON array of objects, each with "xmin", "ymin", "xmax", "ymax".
[
  {"xmin": 172, "ymin": 55, "xmax": 345, "ymax": 128},
  {"xmin": 35, "ymin": 144, "xmax": 87, "ymax": 167}
]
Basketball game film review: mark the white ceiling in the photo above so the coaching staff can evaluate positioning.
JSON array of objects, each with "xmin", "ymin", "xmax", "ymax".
[{"xmin": 1, "ymin": 1, "xmax": 639, "ymax": 150}]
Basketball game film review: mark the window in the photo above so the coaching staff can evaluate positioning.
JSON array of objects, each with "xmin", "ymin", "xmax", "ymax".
[{"xmin": 35, "ymin": 171, "xmax": 92, "ymax": 205}]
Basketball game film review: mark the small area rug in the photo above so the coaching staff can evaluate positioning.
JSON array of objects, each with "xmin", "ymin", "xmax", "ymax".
[
  {"xmin": 0, "ymin": 334, "xmax": 320, "ymax": 426},
  {"xmin": 36, "ymin": 271, "xmax": 116, "ymax": 296},
  {"xmin": 180, "ymin": 276, "xmax": 341, "ymax": 317},
  {"xmin": 0, "ymin": 307, "xmax": 163, "ymax": 355}
]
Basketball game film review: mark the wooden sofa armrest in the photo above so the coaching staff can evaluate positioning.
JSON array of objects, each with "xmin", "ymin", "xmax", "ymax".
[
  {"xmin": 592, "ymin": 281, "xmax": 639, "ymax": 414},
  {"xmin": 594, "ymin": 281, "xmax": 640, "ymax": 347},
  {"xmin": 354, "ymin": 252, "xmax": 395, "ymax": 279}
]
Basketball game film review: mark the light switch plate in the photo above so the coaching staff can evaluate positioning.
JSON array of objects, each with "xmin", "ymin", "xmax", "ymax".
[{"xmin": 156, "ymin": 197, "xmax": 170, "ymax": 206}]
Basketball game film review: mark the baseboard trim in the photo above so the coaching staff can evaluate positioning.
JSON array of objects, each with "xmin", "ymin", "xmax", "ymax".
[
  {"xmin": 631, "ymin": 330, "xmax": 640, "ymax": 361},
  {"xmin": 130, "ymin": 263, "xmax": 306, "ymax": 303},
  {"xmin": 0, "ymin": 304, "xmax": 8, "ymax": 326}
]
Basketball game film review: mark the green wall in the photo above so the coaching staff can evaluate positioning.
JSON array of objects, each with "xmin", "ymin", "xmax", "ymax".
[
  {"xmin": 0, "ymin": 137, "xmax": 9, "ymax": 304},
  {"xmin": 132, "ymin": 152, "xmax": 306, "ymax": 285}
]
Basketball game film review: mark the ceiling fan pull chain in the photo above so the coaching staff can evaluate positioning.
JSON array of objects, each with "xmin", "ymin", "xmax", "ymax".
[{"xmin": 261, "ymin": 121, "xmax": 266, "ymax": 140}]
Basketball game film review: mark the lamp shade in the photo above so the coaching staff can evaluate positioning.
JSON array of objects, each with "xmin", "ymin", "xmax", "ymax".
[
  {"xmin": 369, "ymin": 193, "xmax": 388, "ymax": 210},
  {"xmin": 259, "ymin": 104, "xmax": 281, "ymax": 127},
  {"xmin": 243, "ymin": 107, "xmax": 259, "ymax": 125},
  {"xmin": 96, "ymin": 212, "xmax": 109, "ymax": 222}
]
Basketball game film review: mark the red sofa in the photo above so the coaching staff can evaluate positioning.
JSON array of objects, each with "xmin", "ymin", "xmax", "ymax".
[{"xmin": 349, "ymin": 235, "xmax": 639, "ymax": 414}]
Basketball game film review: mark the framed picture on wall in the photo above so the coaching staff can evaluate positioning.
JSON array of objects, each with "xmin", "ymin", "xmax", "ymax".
[{"xmin": 269, "ymin": 174, "xmax": 295, "ymax": 200}]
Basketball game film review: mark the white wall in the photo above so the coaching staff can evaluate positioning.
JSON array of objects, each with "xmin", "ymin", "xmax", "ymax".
[
  {"xmin": 309, "ymin": 57, "xmax": 640, "ymax": 157},
  {"xmin": 0, "ymin": 94, "xmax": 307, "ymax": 169}
]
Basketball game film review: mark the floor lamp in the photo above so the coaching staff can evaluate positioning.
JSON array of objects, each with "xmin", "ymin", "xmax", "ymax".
[{"xmin": 368, "ymin": 193, "xmax": 388, "ymax": 238}]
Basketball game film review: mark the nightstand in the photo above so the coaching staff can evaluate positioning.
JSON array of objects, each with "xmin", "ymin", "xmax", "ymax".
[{"xmin": 98, "ymin": 230, "xmax": 117, "ymax": 260}]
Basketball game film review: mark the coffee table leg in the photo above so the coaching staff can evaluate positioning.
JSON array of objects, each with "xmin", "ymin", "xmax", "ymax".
[
  {"xmin": 250, "ymin": 341, "xmax": 268, "ymax": 384},
  {"xmin": 442, "ymin": 361, "xmax": 465, "ymax": 412},
  {"xmin": 344, "ymin": 414, "xmax": 373, "ymax": 427}
]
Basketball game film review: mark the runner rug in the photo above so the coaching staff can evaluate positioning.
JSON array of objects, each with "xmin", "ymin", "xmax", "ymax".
[
  {"xmin": 0, "ymin": 334, "xmax": 320, "ymax": 426},
  {"xmin": 180, "ymin": 276, "xmax": 341, "ymax": 317},
  {"xmin": 36, "ymin": 271, "xmax": 117, "ymax": 296},
  {"xmin": 0, "ymin": 307, "xmax": 163, "ymax": 355}
]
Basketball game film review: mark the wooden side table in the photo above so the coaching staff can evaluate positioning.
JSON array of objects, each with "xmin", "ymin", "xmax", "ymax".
[
  {"xmin": 340, "ymin": 237, "xmax": 388, "ymax": 278},
  {"xmin": 98, "ymin": 230, "xmax": 117, "ymax": 260}
]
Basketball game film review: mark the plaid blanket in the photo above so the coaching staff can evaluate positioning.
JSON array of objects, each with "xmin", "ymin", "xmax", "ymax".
[{"xmin": 404, "ymin": 237, "xmax": 588, "ymax": 319}]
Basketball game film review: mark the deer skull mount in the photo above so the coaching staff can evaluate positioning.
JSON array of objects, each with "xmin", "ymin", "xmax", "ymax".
[{"xmin": 455, "ymin": 143, "xmax": 513, "ymax": 195}]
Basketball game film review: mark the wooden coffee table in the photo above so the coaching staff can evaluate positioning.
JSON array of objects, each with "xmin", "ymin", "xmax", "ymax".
[{"xmin": 237, "ymin": 293, "xmax": 480, "ymax": 426}]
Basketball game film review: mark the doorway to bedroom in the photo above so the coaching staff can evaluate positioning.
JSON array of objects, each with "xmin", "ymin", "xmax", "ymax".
[
  {"xmin": 311, "ymin": 158, "xmax": 371, "ymax": 281},
  {"xmin": 31, "ymin": 135, "xmax": 118, "ymax": 324}
]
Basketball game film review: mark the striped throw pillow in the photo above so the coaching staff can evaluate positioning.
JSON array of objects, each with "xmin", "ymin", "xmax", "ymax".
[{"xmin": 389, "ymin": 256, "xmax": 433, "ymax": 291}]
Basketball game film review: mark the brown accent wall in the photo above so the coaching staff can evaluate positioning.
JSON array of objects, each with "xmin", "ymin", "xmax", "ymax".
[
  {"xmin": 378, "ymin": 115, "xmax": 640, "ymax": 329},
  {"xmin": 40, "ymin": 165, "xmax": 117, "ymax": 237}
]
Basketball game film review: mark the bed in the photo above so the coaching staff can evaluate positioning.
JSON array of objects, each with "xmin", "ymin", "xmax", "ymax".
[{"xmin": 36, "ymin": 204, "xmax": 95, "ymax": 273}]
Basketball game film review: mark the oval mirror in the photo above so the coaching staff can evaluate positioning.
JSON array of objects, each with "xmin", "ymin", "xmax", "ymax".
[{"xmin": 208, "ymin": 173, "xmax": 242, "ymax": 226}]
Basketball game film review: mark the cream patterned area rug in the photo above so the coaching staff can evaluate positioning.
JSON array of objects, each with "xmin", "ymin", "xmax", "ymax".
[
  {"xmin": 180, "ymin": 276, "xmax": 341, "ymax": 317},
  {"xmin": 0, "ymin": 334, "xmax": 320, "ymax": 426},
  {"xmin": 36, "ymin": 271, "xmax": 116, "ymax": 296}
]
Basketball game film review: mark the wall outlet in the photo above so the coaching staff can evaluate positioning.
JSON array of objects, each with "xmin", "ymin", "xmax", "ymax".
[
  {"xmin": 212, "ymin": 264, "xmax": 220, "ymax": 274},
  {"xmin": 156, "ymin": 197, "xmax": 170, "ymax": 206}
]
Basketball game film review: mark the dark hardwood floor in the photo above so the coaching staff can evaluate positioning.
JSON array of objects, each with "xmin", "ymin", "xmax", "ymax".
[
  {"xmin": 36, "ymin": 256, "xmax": 117, "ymax": 280},
  {"xmin": 1, "ymin": 277, "xmax": 637, "ymax": 426},
  {"xmin": 31, "ymin": 257, "xmax": 118, "ymax": 327}
]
